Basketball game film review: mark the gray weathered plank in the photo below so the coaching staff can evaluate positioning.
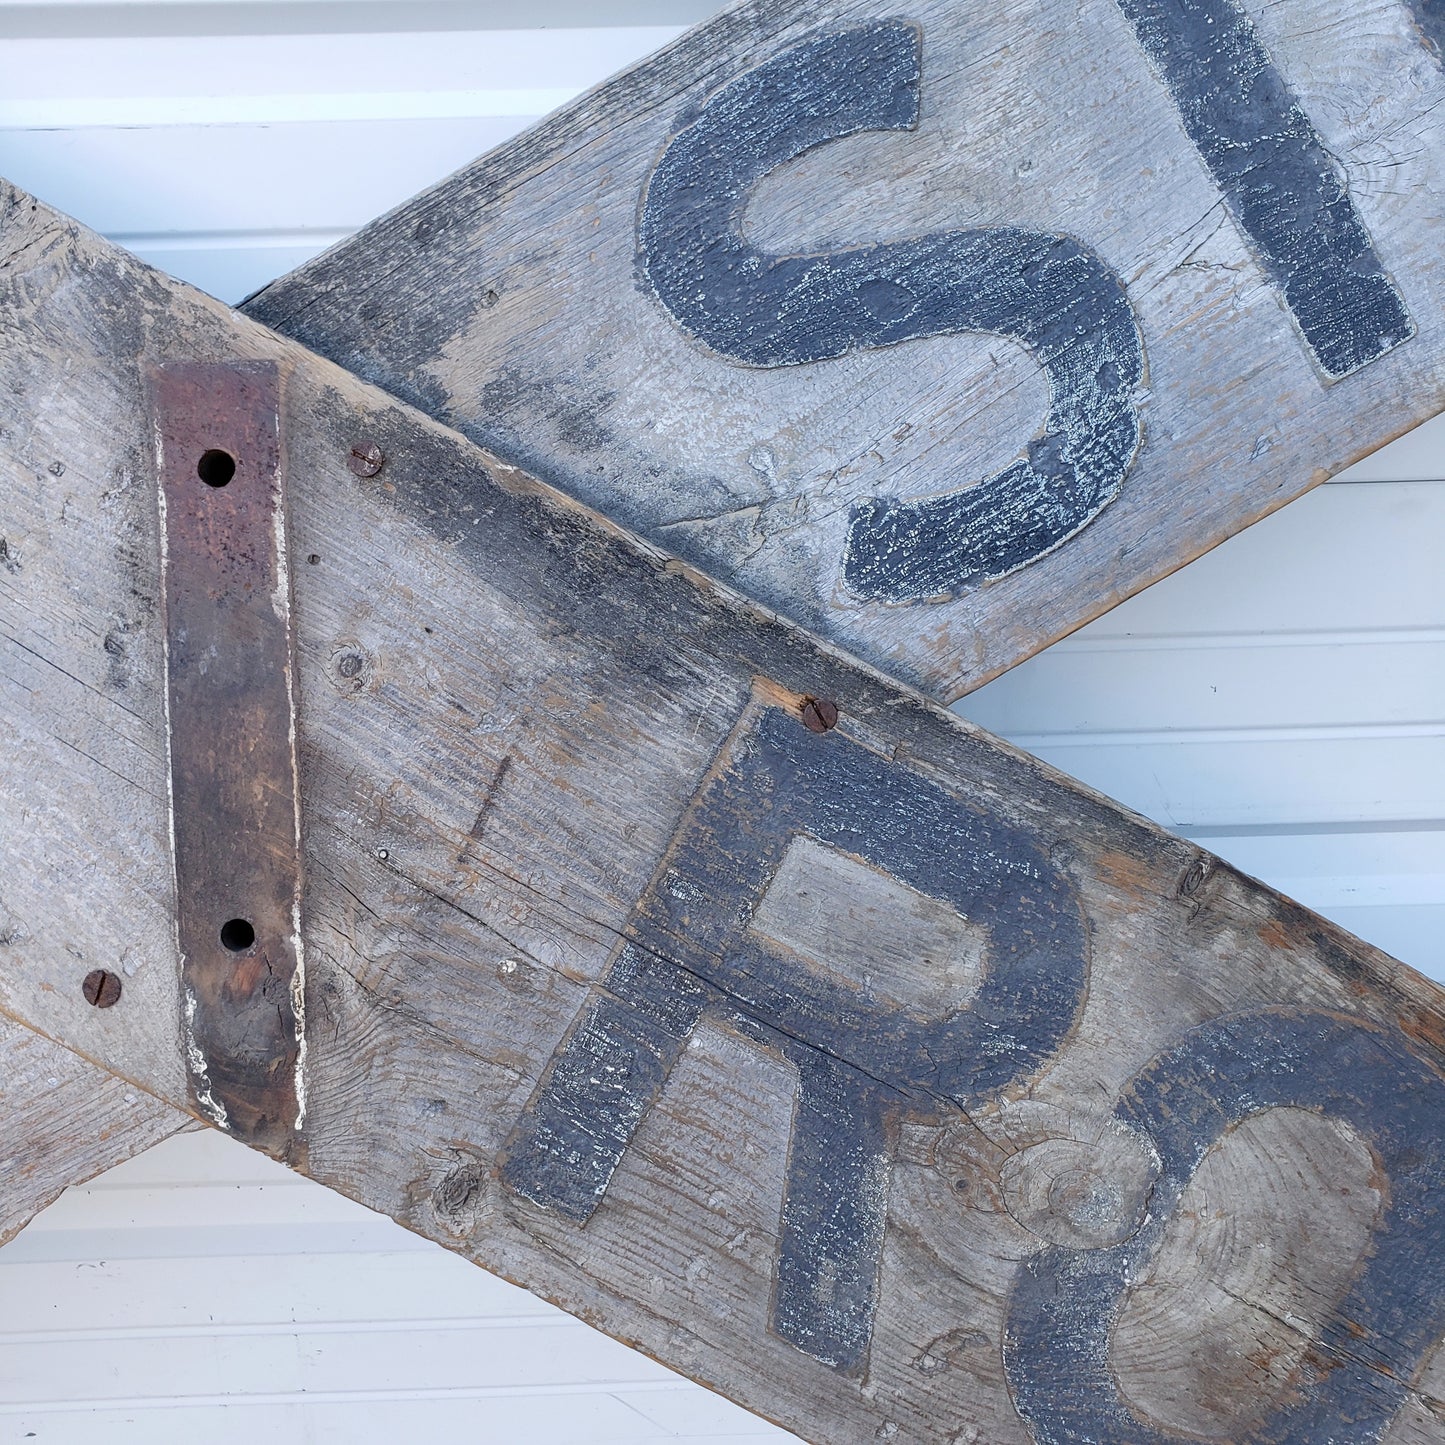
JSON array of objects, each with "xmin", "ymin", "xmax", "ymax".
[
  {"xmin": 6, "ymin": 185, "xmax": 1445, "ymax": 1443},
  {"xmin": 244, "ymin": 0, "xmax": 1445, "ymax": 702}
]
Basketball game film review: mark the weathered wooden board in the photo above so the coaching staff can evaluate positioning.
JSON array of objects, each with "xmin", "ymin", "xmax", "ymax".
[
  {"xmin": 6, "ymin": 186, "xmax": 1445, "ymax": 1443},
  {"xmin": 245, "ymin": 0, "xmax": 1445, "ymax": 702},
  {"xmin": 0, "ymin": 1018, "xmax": 191, "ymax": 1249}
]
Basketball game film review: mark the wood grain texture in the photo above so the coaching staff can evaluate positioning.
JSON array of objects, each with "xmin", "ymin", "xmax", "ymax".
[
  {"xmin": 6, "ymin": 186, "xmax": 1445, "ymax": 1442},
  {"xmin": 244, "ymin": 0, "xmax": 1445, "ymax": 702},
  {"xmin": 0, "ymin": 1017, "xmax": 191, "ymax": 1249}
]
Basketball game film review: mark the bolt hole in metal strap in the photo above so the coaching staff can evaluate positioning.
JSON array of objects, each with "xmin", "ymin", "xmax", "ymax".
[{"xmin": 149, "ymin": 361, "xmax": 306, "ymax": 1162}]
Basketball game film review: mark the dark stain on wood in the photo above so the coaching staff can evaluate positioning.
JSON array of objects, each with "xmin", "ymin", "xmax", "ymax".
[
  {"xmin": 1114, "ymin": 0, "xmax": 1413, "ymax": 377},
  {"xmin": 1398, "ymin": 1004, "xmax": 1445, "ymax": 1060},
  {"xmin": 639, "ymin": 20, "xmax": 1145, "ymax": 603},
  {"xmin": 1093, "ymin": 848, "xmax": 1159, "ymax": 902},
  {"xmin": 500, "ymin": 698, "xmax": 1089, "ymax": 1372},
  {"xmin": 1259, "ymin": 917, "xmax": 1293, "ymax": 951},
  {"xmin": 458, "ymin": 753, "xmax": 513, "ymax": 860},
  {"xmin": 1005, "ymin": 1008, "xmax": 1445, "ymax": 1442}
]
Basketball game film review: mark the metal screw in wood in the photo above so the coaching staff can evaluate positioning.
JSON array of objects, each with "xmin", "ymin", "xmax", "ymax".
[{"xmin": 81, "ymin": 969, "xmax": 122, "ymax": 1009}]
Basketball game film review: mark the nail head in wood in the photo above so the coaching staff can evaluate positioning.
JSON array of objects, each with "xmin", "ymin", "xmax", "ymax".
[
  {"xmin": 81, "ymin": 969, "xmax": 122, "ymax": 1009},
  {"xmin": 800, "ymin": 696, "xmax": 839, "ymax": 733},
  {"xmin": 348, "ymin": 440, "xmax": 385, "ymax": 477}
]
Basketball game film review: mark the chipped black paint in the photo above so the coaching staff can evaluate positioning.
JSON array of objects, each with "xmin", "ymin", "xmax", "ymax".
[
  {"xmin": 1004, "ymin": 1008, "xmax": 1445, "ymax": 1442},
  {"xmin": 1116, "ymin": 0, "xmax": 1413, "ymax": 378},
  {"xmin": 501, "ymin": 700, "xmax": 1089, "ymax": 1371},
  {"xmin": 1413, "ymin": 0, "xmax": 1445, "ymax": 59},
  {"xmin": 638, "ymin": 22, "xmax": 1145, "ymax": 604},
  {"xmin": 770, "ymin": 1043, "xmax": 892, "ymax": 1371}
]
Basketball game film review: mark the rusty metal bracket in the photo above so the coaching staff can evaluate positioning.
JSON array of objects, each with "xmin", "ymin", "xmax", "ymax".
[{"xmin": 151, "ymin": 361, "xmax": 305, "ymax": 1161}]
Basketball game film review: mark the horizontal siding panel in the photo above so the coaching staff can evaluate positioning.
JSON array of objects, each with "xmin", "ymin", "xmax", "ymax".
[
  {"xmin": 0, "ymin": 1399, "xmax": 780, "ymax": 1445},
  {"xmin": 0, "ymin": 1255, "xmax": 560, "ymax": 1337},
  {"xmin": 29, "ymin": 1179, "xmax": 373, "ymax": 1231},
  {"xmin": 121, "ymin": 238, "xmax": 337, "ymax": 302},
  {"xmin": 0, "ymin": 118, "xmax": 531, "ymax": 234},
  {"xmin": 0, "ymin": 1322, "xmax": 679, "ymax": 1405},
  {"xmin": 1195, "ymin": 827, "xmax": 1445, "ymax": 909},
  {"xmin": 0, "ymin": 17, "xmax": 688, "ymax": 300},
  {"xmin": 304, "ymin": 1327, "xmax": 676, "ymax": 1396},
  {"xmin": 961, "ymin": 636, "xmax": 1443, "ymax": 733},
  {"xmin": 1018, "ymin": 480, "xmax": 1445, "ymax": 641},
  {"xmin": 0, "ymin": 28, "xmax": 685, "ymax": 127},
  {"xmin": 0, "ymin": 2, "xmax": 719, "ymax": 39},
  {"xmin": 0, "ymin": 1134, "xmax": 798, "ymax": 1441},
  {"xmin": 957, "ymin": 483, "xmax": 1445, "ymax": 819},
  {"xmin": 0, "ymin": 1222, "xmax": 441, "ymax": 1263},
  {"xmin": 1003, "ymin": 733, "xmax": 1445, "ymax": 829}
]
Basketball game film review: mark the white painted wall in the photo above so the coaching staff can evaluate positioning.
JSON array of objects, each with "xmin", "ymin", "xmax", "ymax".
[{"xmin": 0, "ymin": 0, "xmax": 1440, "ymax": 1437}]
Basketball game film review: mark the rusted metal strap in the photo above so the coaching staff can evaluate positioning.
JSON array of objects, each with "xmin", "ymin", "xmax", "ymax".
[{"xmin": 151, "ymin": 361, "xmax": 305, "ymax": 1161}]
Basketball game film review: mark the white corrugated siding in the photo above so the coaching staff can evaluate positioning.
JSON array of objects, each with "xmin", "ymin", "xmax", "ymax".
[{"xmin": 0, "ymin": 0, "xmax": 1439, "ymax": 1437}]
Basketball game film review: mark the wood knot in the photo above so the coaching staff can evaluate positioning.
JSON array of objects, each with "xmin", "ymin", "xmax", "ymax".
[
  {"xmin": 1001, "ymin": 1123, "xmax": 1159, "ymax": 1250},
  {"xmin": 433, "ymin": 1160, "xmax": 484, "ymax": 1223},
  {"xmin": 328, "ymin": 641, "xmax": 374, "ymax": 693},
  {"xmin": 912, "ymin": 1327, "xmax": 989, "ymax": 1377},
  {"xmin": 1178, "ymin": 854, "xmax": 1214, "ymax": 901}
]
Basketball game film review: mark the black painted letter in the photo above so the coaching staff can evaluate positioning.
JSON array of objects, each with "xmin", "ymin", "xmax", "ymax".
[
  {"xmin": 1004, "ymin": 1008, "xmax": 1445, "ymax": 1442},
  {"xmin": 1117, "ymin": 0, "xmax": 1413, "ymax": 377},
  {"xmin": 1414, "ymin": 0, "xmax": 1445, "ymax": 61},
  {"xmin": 501, "ymin": 701, "xmax": 1089, "ymax": 1372},
  {"xmin": 638, "ymin": 22, "xmax": 1145, "ymax": 604}
]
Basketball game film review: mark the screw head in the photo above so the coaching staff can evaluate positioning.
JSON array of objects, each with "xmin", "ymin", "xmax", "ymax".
[
  {"xmin": 800, "ymin": 696, "xmax": 839, "ymax": 734},
  {"xmin": 82, "ymin": 969, "xmax": 122, "ymax": 1008},
  {"xmin": 348, "ymin": 441, "xmax": 385, "ymax": 478}
]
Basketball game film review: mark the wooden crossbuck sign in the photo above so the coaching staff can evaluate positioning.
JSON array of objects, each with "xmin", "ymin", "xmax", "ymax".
[{"xmin": 3, "ymin": 0, "xmax": 1445, "ymax": 1440}]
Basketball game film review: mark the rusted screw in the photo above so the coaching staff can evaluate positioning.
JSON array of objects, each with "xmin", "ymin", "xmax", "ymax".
[
  {"xmin": 800, "ymin": 696, "xmax": 839, "ymax": 734},
  {"xmin": 348, "ymin": 440, "xmax": 385, "ymax": 478},
  {"xmin": 82, "ymin": 969, "xmax": 122, "ymax": 1008}
]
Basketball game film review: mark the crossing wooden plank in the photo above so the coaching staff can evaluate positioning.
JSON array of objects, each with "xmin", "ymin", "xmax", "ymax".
[
  {"xmin": 245, "ymin": 0, "xmax": 1445, "ymax": 701},
  {"xmin": 5, "ymin": 182, "xmax": 1445, "ymax": 1442}
]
